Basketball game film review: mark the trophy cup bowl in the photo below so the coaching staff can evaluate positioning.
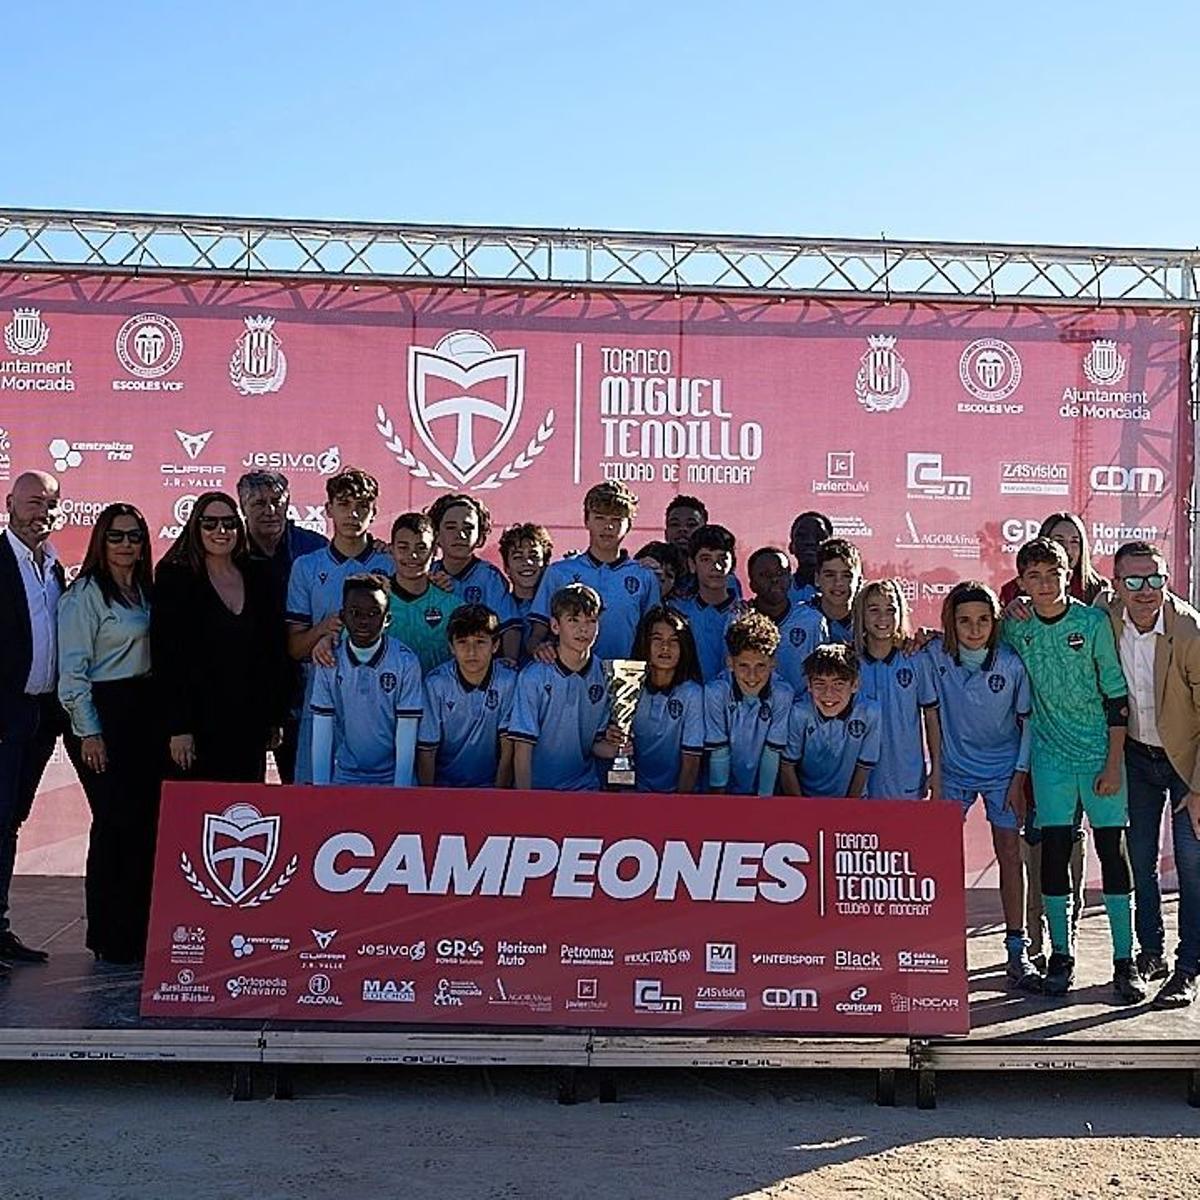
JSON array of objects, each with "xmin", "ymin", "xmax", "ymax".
[{"xmin": 601, "ymin": 658, "xmax": 647, "ymax": 788}]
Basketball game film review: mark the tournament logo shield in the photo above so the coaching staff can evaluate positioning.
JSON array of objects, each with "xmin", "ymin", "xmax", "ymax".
[
  {"xmin": 855, "ymin": 335, "xmax": 910, "ymax": 413},
  {"xmin": 408, "ymin": 331, "xmax": 525, "ymax": 485},
  {"xmin": 988, "ymin": 673, "xmax": 1006, "ymax": 693},
  {"xmin": 201, "ymin": 803, "xmax": 280, "ymax": 906},
  {"xmin": 230, "ymin": 315, "xmax": 288, "ymax": 396}
]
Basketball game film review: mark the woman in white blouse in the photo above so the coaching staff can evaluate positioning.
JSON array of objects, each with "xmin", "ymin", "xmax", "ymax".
[{"xmin": 57, "ymin": 503, "xmax": 157, "ymax": 965}]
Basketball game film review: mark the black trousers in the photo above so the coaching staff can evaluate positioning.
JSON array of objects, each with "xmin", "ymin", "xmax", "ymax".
[
  {"xmin": 0, "ymin": 693, "xmax": 74, "ymax": 936},
  {"xmin": 79, "ymin": 677, "xmax": 163, "ymax": 960}
]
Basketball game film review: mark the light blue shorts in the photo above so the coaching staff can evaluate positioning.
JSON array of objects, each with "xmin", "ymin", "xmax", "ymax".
[{"xmin": 942, "ymin": 777, "xmax": 1019, "ymax": 832}]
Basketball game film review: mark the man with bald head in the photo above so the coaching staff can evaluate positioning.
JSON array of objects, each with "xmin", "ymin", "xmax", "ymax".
[{"xmin": 0, "ymin": 470, "xmax": 70, "ymax": 967}]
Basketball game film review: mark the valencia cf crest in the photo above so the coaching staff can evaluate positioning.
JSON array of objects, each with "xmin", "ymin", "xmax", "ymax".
[
  {"xmin": 379, "ymin": 672, "xmax": 398, "ymax": 694},
  {"xmin": 988, "ymin": 673, "xmax": 1006, "ymax": 693}
]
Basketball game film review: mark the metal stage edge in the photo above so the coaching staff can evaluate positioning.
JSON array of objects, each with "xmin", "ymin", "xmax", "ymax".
[{"xmin": 3, "ymin": 1026, "xmax": 1199, "ymax": 1109}]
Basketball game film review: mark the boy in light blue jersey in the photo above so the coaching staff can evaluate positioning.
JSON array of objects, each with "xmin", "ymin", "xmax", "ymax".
[
  {"xmin": 527, "ymin": 480, "xmax": 660, "ymax": 662},
  {"xmin": 386, "ymin": 512, "xmax": 463, "ymax": 674},
  {"xmin": 286, "ymin": 468, "xmax": 393, "ymax": 783},
  {"xmin": 704, "ymin": 611, "xmax": 793, "ymax": 796},
  {"xmin": 629, "ymin": 605, "xmax": 705, "ymax": 793},
  {"xmin": 927, "ymin": 581, "xmax": 1040, "ymax": 990},
  {"xmin": 853, "ymin": 580, "xmax": 940, "ymax": 800},
  {"xmin": 418, "ymin": 605, "xmax": 516, "ymax": 788},
  {"xmin": 499, "ymin": 522, "xmax": 553, "ymax": 663},
  {"xmin": 310, "ymin": 575, "xmax": 423, "ymax": 787},
  {"xmin": 748, "ymin": 547, "xmax": 828, "ymax": 696},
  {"xmin": 780, "ymin": 644, "xmax": 880, "ymax": 798},
  {"xmin": 675, "ymin": 524, "xmax": 747, "ymax": 682},
  {"xmin": 812, "ymin": 537, "xmax": 860, "ymax": 645},
  {"xmin": 787, "ymin": 511, "xmax": 832, "ymax": 607},
  {"xmin": 428, "ymin": 494, "xmax": 521, "ymax": 661},
  {"xmin": 510, "ymin": 584, "xmax": 614, "ymax": 791}
]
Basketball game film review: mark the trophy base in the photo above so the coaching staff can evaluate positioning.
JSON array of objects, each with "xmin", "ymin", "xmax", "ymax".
[{"xmin": 606, "ymin": 767, "xmax": 636, "ymax": 788}]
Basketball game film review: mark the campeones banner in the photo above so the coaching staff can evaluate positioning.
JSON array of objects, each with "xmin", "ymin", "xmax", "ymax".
[
  {"xmin": 0, "ymin": 273, "xmax": 1191, "ymax": 627},
  {"xmin": 140, "ymin": 784, "xmax": 969, "ymax": 1035}
]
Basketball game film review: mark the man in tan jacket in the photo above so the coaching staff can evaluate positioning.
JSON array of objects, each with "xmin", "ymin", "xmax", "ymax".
[{"xmin": 1098, "ymin": 541, "xmax": 1200, "ymax": 1008}]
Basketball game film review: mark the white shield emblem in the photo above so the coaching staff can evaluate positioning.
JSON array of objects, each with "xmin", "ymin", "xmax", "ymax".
[
  {"xmin": 116, "ymin": 312, "xmax": 184, "ymax": 378},
  {"xmin": 408, "ymin": 330, "xmax": 524, "ymax": 485},
  {"xmin": 1083, "ymin": 338, "xmax": 1126, "ymax": 386},
  {"xmin": 854, "ymin": 334, "xmax": 910, "ymax": 413},
  {"xmin": 230, "ymin": 315, "xmax": 288, "ymax": 395},
  {"xmin": 959, "ymin": 338, "xmax": 1021, "ymax": 402},
  {"xmin": 4, "ymin": 308, "xmax": 49, "ymax": 356},
  {"xmin": 974, "ymin": 351, "xmax": 1004, "ymax": 391},
  {"xmin": 201, "ymin": 803, "xmax": 279, "ymax": 905}
]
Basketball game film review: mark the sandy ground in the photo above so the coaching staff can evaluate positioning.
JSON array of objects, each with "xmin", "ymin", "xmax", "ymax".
[{"xmin": 1, "ymin": 1062, "xmax": 1197, "ymax": 1199}]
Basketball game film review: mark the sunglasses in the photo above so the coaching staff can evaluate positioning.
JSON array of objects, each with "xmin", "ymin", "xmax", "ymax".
[
  {"xmin": 104, "ymin": 528, "xmax": 145, "ymax": 545},
  {"xmin": 199, "ymin": 516, "xmax": 239, "ymax": 533},
  {"xmin": 1119, "ymin": 573, "xmax": 1167, "ymax": 591}
]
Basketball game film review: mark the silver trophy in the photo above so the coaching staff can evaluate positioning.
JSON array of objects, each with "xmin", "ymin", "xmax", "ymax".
[{"xmin": 602, "ymin": 659, "xmax": 648, "ymax": 788}]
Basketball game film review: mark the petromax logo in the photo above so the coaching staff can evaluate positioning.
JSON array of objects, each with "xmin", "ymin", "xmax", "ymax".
[
  {"xmin": 179, "ymin": 803, "xmax": 298, "ymax": 909},
  {"xmin": 376, "ymin": 329, "xmax": 555, "ymax": 492},
  {"xmin": 230, "ymin": 315, "xmax": 287, "ymax": 395}
]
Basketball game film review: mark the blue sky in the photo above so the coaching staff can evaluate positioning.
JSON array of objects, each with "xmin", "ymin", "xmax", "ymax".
[{"xmin": 6, "ymin": 1, "xmax": 1199, "ymax": 248}]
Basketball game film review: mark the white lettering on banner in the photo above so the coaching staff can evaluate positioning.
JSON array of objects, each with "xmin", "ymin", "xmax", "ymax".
[
  {"xmin": 597, "ymin": 346, "xmax": 761, "ymax": 486},
  {"xmin": 312, "ymin": 833, "xmax": 811, "ymax": 903},
  {"xmin": 832, "ymin": 832, "xmax": 937, "ymax": 915}
]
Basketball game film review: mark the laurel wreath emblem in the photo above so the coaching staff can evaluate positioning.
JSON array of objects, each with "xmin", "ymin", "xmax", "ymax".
[
  {"xmin": 179, "ymin": 851, "xmax": 299, "ymax": 909},
  {"xmin": 375, "ymin": 404, "xmax": 555, "ymax": 491}
]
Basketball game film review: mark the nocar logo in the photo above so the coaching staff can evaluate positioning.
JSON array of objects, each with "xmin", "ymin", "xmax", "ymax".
[{"xmin": 1089, "ymin": 465, "xmax": 1165, "ymax": 495}]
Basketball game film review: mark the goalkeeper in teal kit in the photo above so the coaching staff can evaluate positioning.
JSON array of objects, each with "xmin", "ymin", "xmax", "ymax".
[{"xmin": 1002, "ymin": 537, "xmax": 1143, "ymax": 1002}]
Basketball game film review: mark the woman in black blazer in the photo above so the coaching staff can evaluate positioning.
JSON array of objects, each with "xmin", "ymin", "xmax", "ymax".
[{"xmin": 151, "ymin": 492, "xmax": 287, "ymax": 783}]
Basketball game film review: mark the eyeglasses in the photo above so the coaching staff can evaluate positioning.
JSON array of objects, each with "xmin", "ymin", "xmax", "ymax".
[
  {"xmin": 104, "ymin": 528, "xmax": 145, "ymax": 545},
  {"xmin": 199, "ymin": 516, "xmax": 239, "ymax": 533},
  {"xmin": 1119, "ymin": 573, "xmax": 1167, "ymax": 591}
]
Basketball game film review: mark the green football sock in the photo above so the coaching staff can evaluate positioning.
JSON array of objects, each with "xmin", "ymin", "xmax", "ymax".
[
  {"xmin": 1103, "ymin": 892, "xmax": 1133, "ymax": 961},
  {"xmin": 1043, "ymin": 894, "xmax": 1072, "ymax": 956}
]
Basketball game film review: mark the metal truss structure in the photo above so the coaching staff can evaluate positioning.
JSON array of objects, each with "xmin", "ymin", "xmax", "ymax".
[{"xmin": 1, "ymin": 207, "xmax": 1200, "ymax": 307}]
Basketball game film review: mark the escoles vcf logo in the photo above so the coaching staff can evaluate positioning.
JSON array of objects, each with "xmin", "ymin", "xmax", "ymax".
[
  {"xmin": 179, "ymin": 803, "xmax": 298, "ymax": 909},
  {"xmin": 376, "ymin": 329, "xmax": 555, "ymax": 492}
]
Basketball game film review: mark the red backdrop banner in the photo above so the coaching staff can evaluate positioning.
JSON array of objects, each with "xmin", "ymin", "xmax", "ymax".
[
  {"xmin": 0, "ymin": 274, "xmax": 1190, "ymax": 626},
  {"xmin": 140, "ymin": 783, "xmax": 969, "ymax": 1035}
]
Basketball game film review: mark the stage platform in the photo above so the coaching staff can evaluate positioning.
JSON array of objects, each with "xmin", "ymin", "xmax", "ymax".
[{"xmin": 1, "ymin": 877, "xmax": 1197, "ymax": 1106}]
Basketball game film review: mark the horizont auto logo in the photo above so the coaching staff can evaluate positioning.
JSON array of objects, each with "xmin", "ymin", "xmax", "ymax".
[
  {"xmin": 376, "ymin": 329, "xmax": 555, "ymax": 492},
  {"xmin": 179, "ymin": 803, "xmax": 298, "ymax": 909}
]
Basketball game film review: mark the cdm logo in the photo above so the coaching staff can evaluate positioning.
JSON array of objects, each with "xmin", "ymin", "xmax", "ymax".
[{"xmin": 1089, "ymin": 465, "xmax": 1165, "ymax": 496}]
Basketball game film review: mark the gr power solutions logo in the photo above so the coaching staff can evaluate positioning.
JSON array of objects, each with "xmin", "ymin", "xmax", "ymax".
[{"xmin": 376, "ymin": 329, "xmax": 555, "ymax": 492}]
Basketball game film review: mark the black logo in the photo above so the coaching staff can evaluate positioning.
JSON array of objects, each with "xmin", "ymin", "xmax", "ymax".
[
  {"xmin": 988, "ymin": 673, "xmax": 1006, "ymax": 693},
  {"xmin": 484, "ymin": 689, "xmax": 499, "ymax": 710},
  {"xmin": 588, "ymin": 683, "xmax": 605, "ymax": 704},
  {"xmin": 624, "ymin": 576, "xmax": 640, "ymax": 595},
  {"xmin": 379, "ymin": 672, "xmax": 398, "ymax": 694},
  {"xmin": 667, "ymin": 697, "xmax": 683, "ymax": 719},
  {"xmin": 847, "ymin": 718, "xmax": 867, "ymax": 739},
  {"xmin": 789, "ymin": 627, "xmax": 807, "ymax": 648},
  {"xmin": 318, "ymin": 571, "xmax": 328, "ymax": 585},
  {"xmin": 424, "ymin": 608, "xmax": 444, "ymax": 628},
  {"xmin": 465, "ymin": 585, "xmax": 482, "ymax": 604},
  {"xmin": 896, "ymin": 667, "xmax": 914, "ymax": 688},
  {"xmin": 758, "ymin": 702, "xmax": 772, "ymax": 722},
  {"xmin": 1066, "ymin": 632, "xmax": 1086, "ymax": 651},
  {"xmin": 445, "ymin": 699, "xmax": 456, "ymax": 711}
]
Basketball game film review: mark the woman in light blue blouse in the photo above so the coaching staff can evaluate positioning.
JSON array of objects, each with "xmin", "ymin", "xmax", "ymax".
[{"xmin": 57, "ymin": 503, "xmax": 158, "ymax": 965}]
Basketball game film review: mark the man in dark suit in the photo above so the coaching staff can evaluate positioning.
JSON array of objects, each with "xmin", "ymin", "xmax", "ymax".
[{"xmin": 0, "ymin": 470, "xmax": 69, "ymax": 968}]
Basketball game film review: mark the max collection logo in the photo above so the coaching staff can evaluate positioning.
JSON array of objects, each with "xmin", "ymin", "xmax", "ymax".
[
  {"xmin": 179, "ymin": 803, "xmax": 299, "ymax": 909},
  {"xmin": 376, "ymin": 329, "xmax": 555, "ymax": 493}
]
